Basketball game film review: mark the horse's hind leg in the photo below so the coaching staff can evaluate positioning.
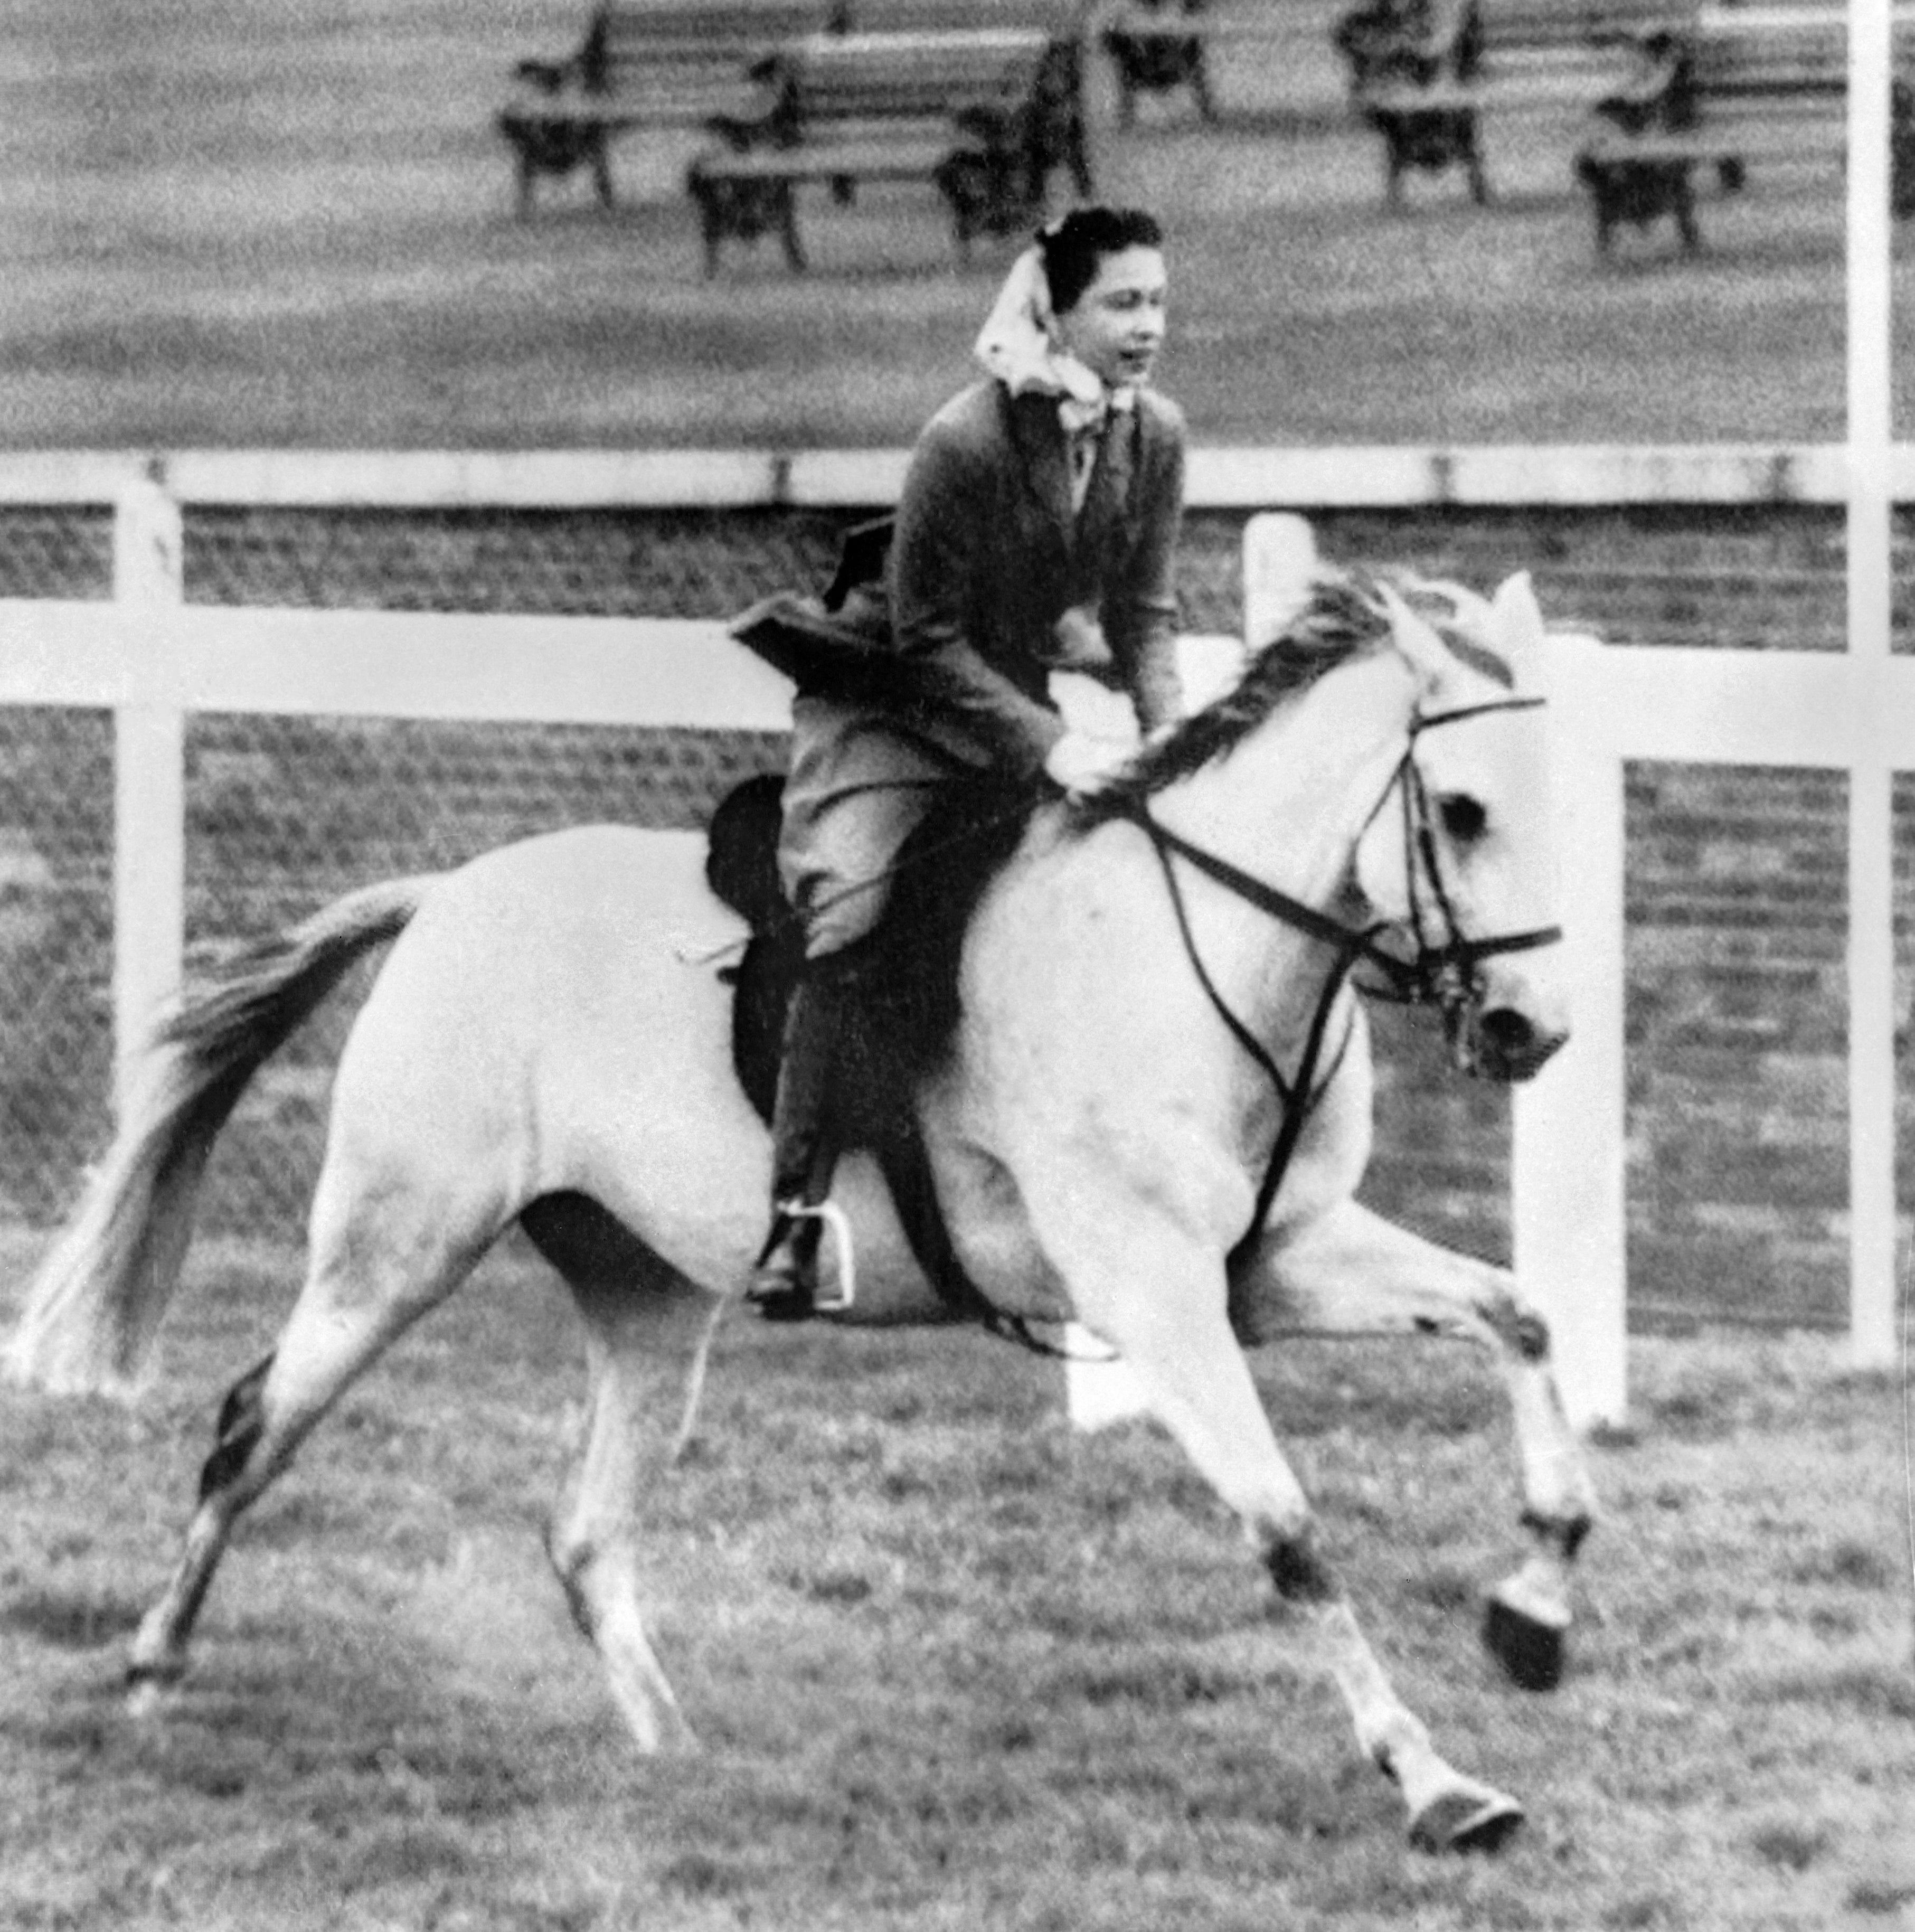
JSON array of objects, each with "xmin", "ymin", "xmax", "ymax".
[
  {"xmin": 523, "ymin": 1192, "xmax": 714, "ymax": 1753},
  {"xmin": 1242, "ymin": 1198, "xmax": 1598, "ymax": 1691},
  {"xmin": 127, "ymin": 1163, "xmax": 502, "ymax": 1698}
]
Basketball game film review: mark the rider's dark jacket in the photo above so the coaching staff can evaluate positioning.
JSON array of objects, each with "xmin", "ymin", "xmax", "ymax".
[
  {"xmin": 885, "ymin": 376, "xmax": 1187, "ymax": 772},
  {"xmin": 769, "ymin": 375, "xmax": 1187, "ymax": 957}
]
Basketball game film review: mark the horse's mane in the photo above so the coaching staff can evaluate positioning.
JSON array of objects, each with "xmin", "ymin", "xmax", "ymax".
[{"xmin": 1075, "ymin": 567, "xmax": 1513, "ymax": 825}]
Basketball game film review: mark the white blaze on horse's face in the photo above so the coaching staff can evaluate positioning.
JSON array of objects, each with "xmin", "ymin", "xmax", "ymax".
[{"xmin": 1356, "ymin": 574, "xmax": 1570, "ymax": 1082}]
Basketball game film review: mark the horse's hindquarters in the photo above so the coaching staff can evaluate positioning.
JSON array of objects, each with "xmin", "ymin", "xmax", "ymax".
[{"xmin": 332, "ymin": 825, "xmax": 946, "ymax": 1322}]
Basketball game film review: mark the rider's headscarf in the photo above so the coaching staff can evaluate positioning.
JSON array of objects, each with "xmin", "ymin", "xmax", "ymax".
[{"xmin": 973, "ymin": 244, "xmax": 1135, "ymax": 439}]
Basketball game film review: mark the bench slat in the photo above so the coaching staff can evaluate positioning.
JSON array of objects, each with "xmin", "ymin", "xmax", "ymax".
[
  {"xmin": 692, "ymin": 136, "xmax": 971, "ymax": 178},
  {"xmin": 787, "ymin": 29, "xmax": 1049, "ymax": 120}
]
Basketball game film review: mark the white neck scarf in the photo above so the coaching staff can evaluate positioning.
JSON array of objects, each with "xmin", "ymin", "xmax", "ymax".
[{"xmin": 973, "ymin": 245, "xmax": 1136, "ymax": 439}]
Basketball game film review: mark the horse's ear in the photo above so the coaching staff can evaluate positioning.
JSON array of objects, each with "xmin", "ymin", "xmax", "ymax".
[
  {"xmin": 1242, "ymin": 513, "xmax": 1317, "ymax": 651},
  {"xmin": 1485, "ymin": 571, "xmax": 1546, "ymax": 684},
  {"xmin": 1377, "ymin": 582, "xmax": 1453, "ymax": 689}
]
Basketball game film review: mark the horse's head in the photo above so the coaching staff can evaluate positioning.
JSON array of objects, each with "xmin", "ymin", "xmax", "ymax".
[
  {"xmin": 1080, "ymin": 518, "xmax": 1573, "ymax": 1083},
  {"xmin": 1353, "ymin": 570, "xmax": 1570, "ymax": 1083}
]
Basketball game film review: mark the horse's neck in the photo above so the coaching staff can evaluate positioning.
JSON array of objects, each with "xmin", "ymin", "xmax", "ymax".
[
  {"xmin": 1139, "ymin": 648, "xmax": 1415, "ymax": 1048},
  {"xmin": 1153, "ymin": 648, "xmax": 1414, "ymax": 906}
]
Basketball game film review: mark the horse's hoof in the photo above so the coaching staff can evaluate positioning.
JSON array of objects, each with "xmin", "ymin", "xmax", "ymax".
[
  {"xmin": 1409, "ymin": 1785, "xmax": 1525, "ymax": 1855},
  {"xmin": 126, "ymin": 1653, "xmax": 185, "ymax": 1688},
  {"xmin": 125, "ymin": 1662, "xmax": 184, "ymax": 1719},
  {"xmin": 125, "ymin": 1646, "xmax": 188, "ymax": 1711},
  {"xmin": 1483, "ymin": 1596, "xmax": 1565, "ymax": 1691}
]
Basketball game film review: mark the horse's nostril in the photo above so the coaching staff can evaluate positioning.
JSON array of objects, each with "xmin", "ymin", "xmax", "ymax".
[
  {"xmin": 1477, "ymin": 1007, "xmax": 1535, "ymax": 1053},
  {"xmin": 1473, "ymin": 1006, "xmax": 1568, "ymax": 1082}
]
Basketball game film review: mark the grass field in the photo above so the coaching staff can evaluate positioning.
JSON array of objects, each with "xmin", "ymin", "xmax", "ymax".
[
  {"xmin": 2, "ymin": 1228, "xmax": 1910, "ymax": 1930},
  {"xmin": 0, "ymin": 0, "xmax": 1885, "ymax": 450},
  {"xmin": 2, "ymin": 7, "xmax": 1912, "ymax": 1924}
]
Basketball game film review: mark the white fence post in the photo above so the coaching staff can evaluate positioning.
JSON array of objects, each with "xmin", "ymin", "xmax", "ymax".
[
  {"xmin": 1847, "ymin": 0, "xmax": 1899, "ymax": 1370},
  {"xmin": 110, "ymin": 467, "xmax": 186, "ymax": 1120},
  {"xmin": 1847, "ymin": 747, "xmax": 1897, "ymax": 1370},
  {"xmin": 1512, "ymin": 637, "xmax": 1630, "ymax": 1430}
]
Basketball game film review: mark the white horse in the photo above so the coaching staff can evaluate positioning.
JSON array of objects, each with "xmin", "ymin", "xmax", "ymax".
[{"xmin": 6, "ymin": 531, "xmax": 1598, "ymax": 1854}]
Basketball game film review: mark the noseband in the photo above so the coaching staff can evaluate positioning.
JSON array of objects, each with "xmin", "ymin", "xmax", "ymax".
[{"xmin": 1119, "ymin": 690, "xmax": 1562, "ymax": 1286}]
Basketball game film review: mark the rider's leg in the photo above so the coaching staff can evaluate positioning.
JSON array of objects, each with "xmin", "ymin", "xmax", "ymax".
[
  {"xmin": 748, "ymin": 948, "xmax": 861, "ymax": 1316},
  {"xmin": 749, "ymin": 707, "xmax": 950, "ymax": 1315}
]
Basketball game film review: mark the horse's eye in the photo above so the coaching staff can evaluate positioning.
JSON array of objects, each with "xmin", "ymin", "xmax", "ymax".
[{"xmin": 1439, "ymin": 794, "xmax": 1487, "ymax": 843}]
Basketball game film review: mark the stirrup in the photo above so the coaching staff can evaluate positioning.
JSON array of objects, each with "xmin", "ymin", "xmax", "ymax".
[{"xmin": 750, "ymin": 1198, "xmax": 857, "ymax": 1316}]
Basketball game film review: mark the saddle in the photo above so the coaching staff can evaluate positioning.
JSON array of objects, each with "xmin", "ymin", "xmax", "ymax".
[{"xmin": 704, "ymin": 768, "xmax": 1039, "ymax": 1327}]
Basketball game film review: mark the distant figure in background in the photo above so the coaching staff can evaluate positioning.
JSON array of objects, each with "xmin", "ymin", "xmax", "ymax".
[
  {"xmin": 748, "ymin": 205, "xmax": 1188, "ymax": 1317},
  {"xmin": 1101, "ymin": 0, "xmax": 1216, "ymax": 126},
  {"xmin": 1334, "ymin": 0, "xmax": 1482, "ymax": 90},
  {"xmin": 1592, "ymin": 28, "xmax": 1699, "ymax": 138}
]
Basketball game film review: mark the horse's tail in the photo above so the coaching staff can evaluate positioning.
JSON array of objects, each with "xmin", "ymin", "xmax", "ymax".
[{"xmin": 4, "ymin": 874, "xmax": 436, "ymax": 1397}]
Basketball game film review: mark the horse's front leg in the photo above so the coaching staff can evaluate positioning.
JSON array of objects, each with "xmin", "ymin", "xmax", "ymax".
[
  {"xmin": 1020, "ymin": 1159, "xmax": 1524, "ymax": 1852},
  {"xmin": 1240, "ymin": 1197, "xmax": 1598, "ymax": 1690}
]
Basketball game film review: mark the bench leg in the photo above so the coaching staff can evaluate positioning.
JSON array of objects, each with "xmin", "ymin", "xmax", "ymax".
[
  {"xmin": 938, "ymin": 153, "xmax": 982, "ymax": 260},
  {"xmin": 591, "ymin": 133, "xmax": 615, "ymax": 212},
  {"xmin": 778, "ymin": 185, "xmax": 806, "ymax": 274},
  {"xmin": 1674, "ymin": 176, "xmax": 1702, "ymax": 256},
  {"xmin": 1071, "ymin": 126, "xmax": 1094, "ymax": 197},
  {"xmin": 515, "ymin": 151, "xmax": 537, "ymax": 220},
  {"xmin": 1463, "ymin": 121, "xmax": 1488, "ymax": 205},
  {"xmin": 1190, "ymin": 51, "xmax": 1217, "ymax": 124},
  {"xmin": 1383, "ymin": 150, "xmax": 1406, "ymax": 211},
  {"xmin": 686, "ymin": 173, "xmax": 724, "ymax": 276}
]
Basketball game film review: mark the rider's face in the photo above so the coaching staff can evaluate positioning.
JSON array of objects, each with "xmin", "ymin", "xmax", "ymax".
[{"xmin": 1052, "ymin": 245, "xmax": 1168, "ymax": 390}]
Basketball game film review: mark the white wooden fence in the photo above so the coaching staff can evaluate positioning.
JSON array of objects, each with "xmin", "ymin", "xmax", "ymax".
[{"xmin": 0, "ymin": 435, "xmax": 1907, "ymax": 1430}]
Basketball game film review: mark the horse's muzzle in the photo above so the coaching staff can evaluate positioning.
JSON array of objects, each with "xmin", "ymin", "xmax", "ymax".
[{"xmin": 1461, "ymin": 1004, "xmax": 1568, "ymax": 1083}]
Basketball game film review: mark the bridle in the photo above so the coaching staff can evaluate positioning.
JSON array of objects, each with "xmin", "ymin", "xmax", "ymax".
[
  {"xmin": 1118, "ymin": 689, "xmax": 1562, "ymax": 1289},
  {"xmin": 1361, "ymin": 694, "xmax": 1563, "ymax": 1042}
]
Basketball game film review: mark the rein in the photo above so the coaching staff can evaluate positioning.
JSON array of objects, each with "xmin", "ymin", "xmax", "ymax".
[{"xmin": 1120, "ymin": 693, "xmax": 1563, "ymax": 1292}]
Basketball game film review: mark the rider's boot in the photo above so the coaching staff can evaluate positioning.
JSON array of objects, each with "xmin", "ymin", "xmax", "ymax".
[{"xmin": 748, "ymin": 953, "xmax": 856, "ymax": 1321}]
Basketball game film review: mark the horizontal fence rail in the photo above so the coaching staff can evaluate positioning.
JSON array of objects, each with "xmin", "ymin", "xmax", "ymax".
[
  {"xmin": 0, "ymin": 446, "xmax": 1907, "ymax": 1429},
  {"xmin": 0, "ymin": 445, "xmax": 1904, "ymax": 510}
]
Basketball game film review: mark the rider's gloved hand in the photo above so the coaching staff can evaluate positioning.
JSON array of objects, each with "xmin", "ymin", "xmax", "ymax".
[{"xmin": 1043, "ymin": 730, "xmax": 1130, "ymax": 798}]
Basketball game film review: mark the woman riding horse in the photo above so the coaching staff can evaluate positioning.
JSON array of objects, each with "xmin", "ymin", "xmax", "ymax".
[
  {"xmin": 751, "ymin": 205, "xmax": 1190, "ymax": 1317},
  {"xmin": 4, "ymin": 528, "xmax": 1596, "ymax": 1852}
]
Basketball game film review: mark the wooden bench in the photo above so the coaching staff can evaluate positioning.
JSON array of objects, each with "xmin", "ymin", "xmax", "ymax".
[
  {"xmin": 498, "ymin": 0, "xmax": 1090, "ymax": 219},
  {"xmin": 1572, "ymin": 3, "xmax": 1915, "ymax": 256},
  {"xmin": 853, "ymin": 0, "xmax": 1093, "ymax": 189},
  {"xmin": 684, "ymin": 27, "xmax": 1082, "ymax": 270},
  {"xmin": 1333, "ymin": 0, "xmax": 1676, "ymax": 205},
  {"xmin": 498, "ymin": 1, "xmax": 841, "ymax": 215}
]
